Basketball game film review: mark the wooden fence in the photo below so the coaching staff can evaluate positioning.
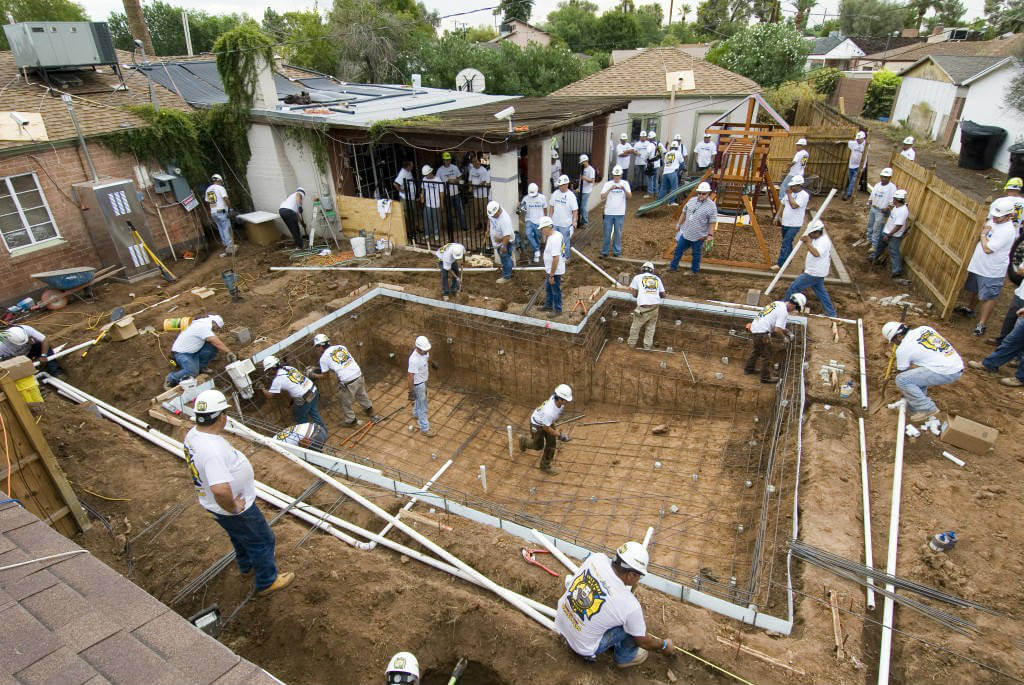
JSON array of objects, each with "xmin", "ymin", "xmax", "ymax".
[
  {"xmin": 888, "ymin": 152, "xmax": 989, "ymax": 319},
  {"xmin": 0, "ymin": 375, "xmax": 90, "ymax": 536},
  {"xmin": 767, "ymin": 124, "xmax": 858, "ymax": 192}
]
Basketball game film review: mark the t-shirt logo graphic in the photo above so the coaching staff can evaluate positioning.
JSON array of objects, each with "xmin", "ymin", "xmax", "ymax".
[
  {"xmin": 758, "ymin": 302, "xmax": 777, "ymax": 318},
  {"xmin": 206, "ymin": 190, "xmax": 217, "ymax": 204},
  {"xmin": 183, "ymin": 445, "xmax": 202, "ymax": 489},
  {"xmin": 330, "ymin": 347, "xmax": 352, "ymax": 365},
  {"xmin": 916, "ymin": 330, "xmax": 952, "ymax": 354},
  {"xmin": 567, "ymin": 569, "xmax": 606, "ymax": 621},
  {"xmin": 640, "ymin": 275, "xmax": 659, "ymax": 291}
]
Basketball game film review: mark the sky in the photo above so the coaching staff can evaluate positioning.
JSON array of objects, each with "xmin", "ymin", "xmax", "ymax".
[{"xmin": 78, "ymin": 0, "xmax": 987, "ymax": 34}]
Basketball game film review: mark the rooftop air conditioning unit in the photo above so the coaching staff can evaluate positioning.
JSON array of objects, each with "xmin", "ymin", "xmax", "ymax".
[{"xmin": 4, "ymin": 22, "xmax": 117, "ymax": 70}]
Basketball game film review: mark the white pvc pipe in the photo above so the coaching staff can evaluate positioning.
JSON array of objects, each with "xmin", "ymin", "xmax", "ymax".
[
  {"xmin": 41, "ymin": 374, "xmax": 151, "ymax": 430},
  {"xmin": 40, "ymin": 340, "xmax": 95, "ymax": 363},
  {"xmin": 356, "ymin": 458, "xmax": 453, "ymax": 551},
  {"xmin": 531, "ymin": 528, "xmax": 579, "ymax": 574},
  {"xmin": 478, "ymin": 464, "xmax": 487, "ymax": 494},
  {"xmin": 877, "ymin": 402, "xmax": 907, "ymax": 685},
  {"xmin": 224, "ymin": 417, "xmax": 555, "ymax": 631},
  {"xmin": 269, "ymin": 266, "xmax": 548, "ymax": 273},
  {"xmin": 765, "ymin": 188, "xmax": 837, "ymax": 295},
  {"xmin": 506, "ymin": 425, "xmax": 514, "ymax": 459},
  {"xmin": 858, "ymin": 318, "xmax": 869, "ymax": 410},
  {"xmin": 642, "ymin": 526, "xmax": 654, "ymax": 550},
  {"xmin": 858, "ymin": 417, "xmax": 877, "ymax": 611},
  {"xmin": 570, "ymin": 246, "xmax": 622, "ymax": 287},
  {"xmin": 941, "ymin": 451, "xmax": 965, "ymax": 468}
]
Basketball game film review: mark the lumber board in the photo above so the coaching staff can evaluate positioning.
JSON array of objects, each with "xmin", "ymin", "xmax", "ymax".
[{"xmin": 716, "ymin": 636, "xmax": 806, "ymax": 675}]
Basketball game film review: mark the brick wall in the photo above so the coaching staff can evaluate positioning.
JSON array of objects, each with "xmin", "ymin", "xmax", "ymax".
[{"xmin": 0, "ymin": 142, "xmax": 199, "ymax": 305}]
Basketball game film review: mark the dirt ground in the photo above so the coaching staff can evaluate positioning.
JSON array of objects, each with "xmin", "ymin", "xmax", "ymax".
[{"xmin": 15, "ymin": 143, "xmax": 1024, "ymax": 685}]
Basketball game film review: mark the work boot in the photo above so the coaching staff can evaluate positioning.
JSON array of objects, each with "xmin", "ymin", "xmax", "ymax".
[
  {"xmin": 496, "ymin": 277, "xmax": 511, "ymax": 284},
  {"xmin": 743, "ymin": 367, "xmax": 757, "ymax": 375},
  {"xmin": 540, "ymin": 465, "xmax": 560, "ymax": 476},
  {"xmin": 616, "ymin": 648, "xmax": 648, "ymax": 668},
  {"xmin": 967, "ymin": 360, "xmax": 995, "ymax": 372},
  {"xmin": 953, "ymin": 306, "xmax": 975, "ymax": 317},
  {"xmin": 1001, "ymin": 377, "xmax": 1024, "ymax": 387},
  {"xmin": 909, "ymin": 409, "xmax": 938, "ymax": 422},
  {"xmin": 421, "ymin": 430, "xmax": 437, "ymax": 438},
  {"xmin": 257, "ymin": 571, "xmax": 295, "ymax": 596},
  {"xmin": 761, "ymin": 376, "xmax": 780, "ymax": 384},
  {"xmin": 343, "ymin": 417, "xmax": 360, "ymax": 426}
]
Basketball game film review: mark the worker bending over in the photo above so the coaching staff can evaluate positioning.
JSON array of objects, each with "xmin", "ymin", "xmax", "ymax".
[
  {"xmin": 274, "ymin": 422, "xmax": 327, "ymax": 451},
  {"xmin": 882, "ymin": 321, "xmax": 963, "ymax": 422},
  {"xmin": 627, "ymin": 261, "xmax": 665, "ymax": 349},
  {"xmin": 0, "ymin": 324, "xmax": 60, "ymax": 374},
  {"xmin": 555, "ymin": 541, "xmax": 675, "ymax": 668},
  {"xmin": 165, "ymin": 314, "xmax": 234, "ymax": 388},
  {"xmin": 311, "ymin": 333, "xmax": 381, "ymax": 426},
  {"xmin": 436, "ymin": 242, "xmax": 465, "ymax": 300},
  {"xmin": 519, "ymin": 384, "xmax": 572, "ymax": 476},
  {"xmin": 487, "ymin": 200, "xmax": 516, "ymax": 284},
  {"xmin": 408, "ymin": 336, "xmax": 435, "ymax": 438},
  {"xmin": 744, "ymin": 294, "xmax": 805, "ymax": 383},
  {"xmin": 260, "ymin": 356, "xmax": 325, "ymax": 428}
]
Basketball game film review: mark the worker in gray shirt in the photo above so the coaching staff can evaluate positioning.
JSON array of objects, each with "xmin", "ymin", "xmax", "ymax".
[{"xmin": 669, "ymin": 182, "xmax": 717, "ymax": 274}]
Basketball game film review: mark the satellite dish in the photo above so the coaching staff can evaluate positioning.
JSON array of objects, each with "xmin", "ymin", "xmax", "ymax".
[{"xmin": 455, "ymin": 68, "xmax": 486, "ymax": 94}]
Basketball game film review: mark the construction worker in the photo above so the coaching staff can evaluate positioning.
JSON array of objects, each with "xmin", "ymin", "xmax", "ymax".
[
  {"xmin": 487, "ymin": 200, "xmax": 516, "ymax": 284},
  {"xmin": 436, "ymin": 242, "xmax": 465, "ymax": 299},
  {"xmin": 992, "ymin": 177, "xmax": 1024, "ymax": 231},
  {"xmin": 693, "ymin": 133, "xmax": 716, "ymax": 175},
  {"xmin": 659, "ymin": 142, "xmax": 682, "ymax": 203},
  {"xmin": 579, "ymin": 154, "xmax": 596, "ymax": 226},
  {"xmin": 0, "ymin": 324, "xmax": 60, "ymax": 374},
  {"xmin": 669, "ymin": 181, "xmax": 716, "ymax": 274},
  {"xmin": 956, "ymin": 197, "xmax": 1018, "ymax": 336},
  {"xmin": 419, "ymin": 165, "xmax": 443, "ymax": 242},
  {"xmin": 779, "ymin": 138, "xmax": 808, "ymax": 199},
  {"xmin": 549, "ymin": 174, "xmax": 578, "ymax": 263},
  {"xmin": 744, "ymin": 294, "xmax": 805, "ymax": 383},
  {"xmin": 842, "ymin": 131, "xmax": 866, "ymax": 200},
  {"xmin": 645, "ymin": 132, "xmax": 663, "ymax": 195},
  {"xmin": 672, "ymin": 133, "xmax": 687, "ymax": 183},
  {"xmin": 540, "ymin": 217, "xmax": 566, "ymax": 316},
  {"xmin": 385, "ymin": 652, "xmax": 419, "ymax": 685},
  {"xmin": 882, "ymin": 321, "xmax": 963, "ymax": 421},
  {"xmin": 969, "ymin": 276, "xmax": 1024, "ymax": 387},
  {"xmin": 600, "ymin": 165, "xmax": 631, "ymax": 259},
  {"xmin": 871, "ymin": 189, "xmax": 910, "ymax": 277},
  {"xmin": 260, "ymin": 356, "xmax": 325, "ymax": 428},
  {"xmin": 632, "ymin": 130, "xmax": 649, "ymax": 189},
  {"xmin": 987, "ymin": 262, "xmax": 1024, "ymax": 348},
  {"xmin": 627, "ymin": 262, "xmax": 665, "ymax": 349},
  {"xmin": 393, "ymin": 160, "xmax": 414, "ymax": 201},
  {"xmin": 165, "ymin": 315, "xmax": 234, "ymax": 388},
  {"xmin": 204, "ymin": 173, "xmax": 234, "ymax": 257},
  {"xmin": 279, "ymin": 187, "xmax": 306, "ymax": 249},
  {"xmin": 555, "ymin": 540, "xmax": 675, "ymax": 668},
  {"xmin": 519, "ymin": 384, "xmax": 572, "ymax": 475},
  {"xmin": 865, "ymin": 167, "xmax": 896, "ymax": 250},
  {"xmin": 436, "ymin": 151, "xmax": 466, "ymax": 230},
  {"xmin": 408, "ymin": 336, "xmax": 434, "ymax": 437},
  {"xmin": 274, "ymin": 422, "xmax": 328, "ymax": 451},
  {"xmin": 467, "ymin": 155, "xmax": 491, "ymax": 226},
  {"xmin": 775, "ymin": 174, "xmax": 809, "ymax": 268},
  {"xmin": 311, "ymin": 333, "xmax": 381, "ymax": 426},
  {"xmin": 615, "ymin": 133, "xmax": 634, "ymax": 183},
  {"xmin": 186, "ymin": 389, "xmax": 294, "ymax": 596},
  {"xmin": 783, "ymin": 220, "xmax": 837, "ymax": 317},
  {"xmin": 900, "ymin": 136, "xmax": 916, "ymax": 161},
  {"xmin": 550, "ymin": 150, "xmax": 562, "ymax": 193},
  {"xmin": 520, "ymin": 183, "xmax": 548, "ymax": 264}
]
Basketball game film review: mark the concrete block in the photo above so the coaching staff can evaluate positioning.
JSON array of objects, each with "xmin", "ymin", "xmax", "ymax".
[
  {"xmin": 745, "ymin": 289, "xmax": 761, "ymax": 306},
  {"xmin": 231, "ymin": 327, "xmax": 251, "ymax": 345}
]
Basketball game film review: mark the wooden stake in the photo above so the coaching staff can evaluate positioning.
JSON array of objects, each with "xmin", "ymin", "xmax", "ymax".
[
  {"xmin": 716, "ymin": 636, "xmax": 806, "ymax": 675},
  {"xmin": 828, "ymin": 588, "xmax": 845, "ymax": 659}
]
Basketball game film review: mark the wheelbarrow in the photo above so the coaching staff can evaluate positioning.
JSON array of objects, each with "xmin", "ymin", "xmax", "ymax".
[{"xmin": 30, "ymin": 265, "xmax": 126, "ymax": 310}]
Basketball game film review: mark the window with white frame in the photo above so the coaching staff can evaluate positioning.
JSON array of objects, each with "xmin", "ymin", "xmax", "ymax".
[{"xmin": 0, "ymin": 173, "xmax": 59, "ymax": 252}]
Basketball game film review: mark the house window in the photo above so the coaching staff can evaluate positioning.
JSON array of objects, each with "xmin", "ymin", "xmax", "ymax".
[
  {"xmin": 0, "ymin": 173, "xmax": 59, "ymax": 252},
  {"xmin": 629, "ymin": 116, "xmax": 661, "ymax": 140}
]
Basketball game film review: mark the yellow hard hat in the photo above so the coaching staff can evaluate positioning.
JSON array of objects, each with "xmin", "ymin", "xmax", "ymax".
[{"xmin": 1005, "ymin": 177, "xmax": 1023, "ymax": 190}]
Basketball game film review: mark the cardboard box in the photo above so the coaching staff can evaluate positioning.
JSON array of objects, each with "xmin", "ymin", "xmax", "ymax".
[
  {"xmin": 108, "ymin": 316, "xmax": 138, "ymax": 341},
  {"xmin": 246, "ymin": 219, "xmax": 283, "ymax": 247},
  {"xmin": 941, "ymin": 415, "xmax": 998, "ymax": 454},
  {"xmin": 0, "ymin": 355, "xmax": 35, "ymax": 380}
]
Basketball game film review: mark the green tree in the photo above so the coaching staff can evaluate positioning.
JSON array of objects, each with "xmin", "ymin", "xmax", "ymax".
[
  {"xmin": 984, "ymin": 0, "xmax": 1024, "ymax": 34},
  {"xmin": 665, "ymin": 20, "xmax": 700, "ymax": 44},
  {"xmin": 0, "ymin": 0, "xmax": 88, "ymax": 50},
  {"xmin": 813, "ymin": 18, "xmax": 842, "ymax": 35},
  {"xmin": 327, "ymin": 0, "xmax": 437, "ymax": 83},
  {"xmin": 863, "ymin": 69, "xmax": 900, "ymax": 119},
  {"xmin": 706, "ymin": 22, "xmax": 810, "ymax": 88},
  {"xmin": 694, "ymin": 0, "xmax": 749, "ymax": 39},
  {"xmin": 793, "ymin": 0, "xmax": 816, "ymax": 30},
  {"xmin": 464, "ymin": 25, "xmax": 498, "ymax": 42},
  {"xmin": 923, "ymin": 0, "xmax": 966, "ymax": 31},
  {"xmin": 499, "ymin": 0, "xmax": 533, "ymax": 22},
  {"xmin": 543, "ymin": 0, "xmax": 600, "ymax": 53},
  {"xmin": 108, "ymin": 1, "xmax": 245, "ymax": 56},
  {"xmin": 277, "ymin": 9, "xmax": 339, "ymax": 75},
  {"xmin": 634, "ymin": 3, "xmax": 665, "ymax": 45},
  {"xmin": 261, "ymin": 8, "xmax": 286, "ymax": 38},
  {"xmin": 839, "ymin": 0, "xmax": 911, "ymax": 38}
]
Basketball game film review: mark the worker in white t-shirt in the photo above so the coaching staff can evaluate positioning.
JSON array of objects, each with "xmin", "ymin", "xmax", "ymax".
[
  {"xmin": 615, "ymin": 133, "xmax": 634, "ymax": 176},
  {"xmin": 672, "ymin": 134, "xmax": 687, "ymax": 184},
  {"xmin": 550, "ymin": 150, "xmax": 562, "ymax": 193},
  {"xmin": 435, "ymin": 242, "xmax": 465, "ymax": 299},
  {"xmin": 274, "ymin": 422, "xmax": 328, "ymax": 451},
  {"xmin": 627, "ymin": 262, "xmax": 665, "ymax": 349},
  {"xmin": 467, "ymin": 155, "xmax": 491, "ymax": 225},
  {"xmin": 899, "ymin": 136, "xmax": 916, "ymax": 162},
  {"xmin": 644, "ymin": 132, "xmax": 663, "ymax": 195},
  {"xmin": 436, "ymin": 151, "xmax": 467, "ymax": 230},
  {"xmin": 204, "ymin": 174, "xmax": 234, "ymax": 256},
  {"xmin": 487, "ymin": 200, "xmax": 516, "ymax": 284},
  {"xmin": 600, "ymin": 165, "xmax": 631, "ymax": 258},
  {"xmin": 658, "ymin": 142, "xmax": 682, "ymax": 203},
  {"xmin": 187, "ymin": 390, "xmax": 294, "ymax": 595},
  {"xmin": 882, "ymin": 322, "xmax": 963, "ymax": 421},
  {"xmin": 989, "ymin": 177, "xmax": 1024, "ymax": 231},
  {"xmin": 407, "ymin": 336, "xmax": 434, "ymax": 437},
  {"xmin": 744, "ymin": 294, "xmax": 805, "ymax": 383},
  {"xmin": 311, "ymin": 333, "xmax": 381, "ymax": 426},
  {"xmin": 968, "ymin": 274, "xmax": 1024, "ymax": 387},
  {"xmin": 956, "ymin": 197, "xmax": 1018, "ymax": 336},
  {"xmin": 0, "ymin": 324, "xmax": 60, "ymax": 374},
  {"xmin": 631, "ymin": 131, "xmax": 649, "ymax": 189},
  {"xmin": 865, "ymin": 167, "xmax": 897, "ymax": 248},
  {"xmin": 776, "ymin": 175, "xmax": 809, "ymax": 268},
  {"xmin": 842, "ymin": 131, "xmax": 866, "ymax": 200},
  {"xmin": 165, "ymin": 314, "xmax": 234, "ymax": 388},
  {"xmin": 278, "ymin": 187, "xmax": 306, "ymax": 249},
  {"xmin": 540, "ymin": 217, "xmax": 566, "ymax": 316},
  {"xmin": 549, "ymin": 175, "xmax": 578, "ymax": 263},
  {"xmin": 783, "ymin": 220, "xmax": 837, "ymax": 317},
  {"xmin": 520, "ymin": 184, "xmax": 548, "ymax": 263},
  {"xmin": 555, "ymin": 541, "xmax": 675, "ymax": 668},
  {"xmin": 778, "ymin": 139, "xmax": 808, "ymax": 200},
  {"xmin": 871, "ymin": 189, "xmax": 910, "ymax": 277},
  {"xmin": 419, "ymin": 165, "xmax": 443, "ymax": 241},
  {"xmin": 579, "ymin": 154, "xmax": 597, "ymax": 226},
  {"xmin": 260, "ymin": 355, "xmax": 324, "ymax": 428},
  {"xmin": 393, "ymin": 160, "xmax": 414, "ymax": 201},
  {"xmin": 519, "ymin": 384, "xmax": 572, "ymax": 475},
  {"xmin": 694, "ymin": 133, "xmax": 716, "ymax": 174}
]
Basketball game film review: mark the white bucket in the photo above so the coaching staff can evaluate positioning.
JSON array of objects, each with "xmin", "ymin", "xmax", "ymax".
[{"xmin": 350, "ymin": 236, "xmax": 366, "ymax": 257}]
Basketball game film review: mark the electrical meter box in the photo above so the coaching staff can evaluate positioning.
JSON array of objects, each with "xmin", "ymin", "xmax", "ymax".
[{"xmin": 72, "ymin": 178, "xmax": 161, "ymax": 282}]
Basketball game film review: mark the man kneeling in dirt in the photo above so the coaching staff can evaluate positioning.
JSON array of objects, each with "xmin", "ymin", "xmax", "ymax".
[{"xmin": 555, "ymin": 541, "xmax": 676, "ymax": 668}]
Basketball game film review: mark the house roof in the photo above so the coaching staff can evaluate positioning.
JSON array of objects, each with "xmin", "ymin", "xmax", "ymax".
[
  {"xmin": 0, "ymin": 49, "xmax": 190, "ymax": 153},
  {"xmin": 0, "ymin": 502, "xmax": 282, "ymax": 685},
  {"xmin": 899, "ymin": 54, "xmax": 1013, "ymax": 85},
  {"xmin": 551, "ymin": 47, "xmax": 760, "ymax": 98},
  {"xmin": 848, "ymin": 36, "xmax": 923, "ymax": 56},
  {"xmin": 862, "ymin": 33, "xmax": 1024, "ymax": 62},
  {"xmin": 808, "ymin": 34, "xmax": 847, "ymax": 57},
  {"xmin": 487, "ymin": 18, "xmax": 550, "ymax": 42}
]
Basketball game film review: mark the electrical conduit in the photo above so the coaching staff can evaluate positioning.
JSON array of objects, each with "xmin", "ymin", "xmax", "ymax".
[
  {"xmin": 355, "ymin": 458, "xmax": 453, "ymax": 551},
  {"xmin": 877, "ymin": 402, "xmax": 907, "ymax": 685}
]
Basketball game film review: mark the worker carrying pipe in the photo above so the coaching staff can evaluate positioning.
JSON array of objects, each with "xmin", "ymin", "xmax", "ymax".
[
  {"xmin": 518, "ymin": 384, "xmax": 572, "ymax": 476},
  {"xmin": 310, "ymin": 333, "xmax": 382, "ymax": 426},
  {"xmin": 627, "ymin": 261, "xmax": 665, "ymax": 350},
  {"xmin": 744, "ymin": 293, "xmax": 805, "ymax": 384},
  {"xmin": 555, "ymin": 541, "xmax": 676, "ymax": 668},
  {"xmin": 0, "ymin": 324, "xmax": 61, "ymax": 374},
  {"xmin": 164, "ymin": 314, "xmax": 235, "ymax": 389},
  {"xmin": 882, "ymin": 321, "xmax": 963, "ymax": 422},
  {"xmin": 259, "ymin": 355, "xmax": 326, "ymax": 429}
]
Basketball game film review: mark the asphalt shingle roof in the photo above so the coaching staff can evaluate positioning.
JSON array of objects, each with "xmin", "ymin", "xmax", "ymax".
[
  {"xmin": 927, "ymin": 54, "xmax": 1009, "ymax": 83},
  {"xmin": 551, "ymin": 47, "xmax": 760, "ymax": 98},
  {"xmin": 808, "ymin": 35, "xmax": 846, "ymax": 56},
  {"xmin": 862, "ymin": 33, "xmax": 1024, "ymax": 62}
]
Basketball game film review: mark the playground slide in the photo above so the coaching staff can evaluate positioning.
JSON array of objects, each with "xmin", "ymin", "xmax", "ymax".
[{"xmin": 635, "ymin": 177, "xmax": 702, "ymax": 217}]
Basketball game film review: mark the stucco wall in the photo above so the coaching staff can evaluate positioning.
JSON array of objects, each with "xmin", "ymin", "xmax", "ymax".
[
  {"xmin": 950, "ymin": 65, "xmax": 1024, "ymax": 173},
  {"xmin": 891, "ymin": 76, "xmax": 958, "ymax": 140}
]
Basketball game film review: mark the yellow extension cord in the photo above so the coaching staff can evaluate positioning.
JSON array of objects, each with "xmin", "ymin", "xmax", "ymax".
[{"xmin": 648, "ymin": 632, "xmax": 756, "ymax": 685}]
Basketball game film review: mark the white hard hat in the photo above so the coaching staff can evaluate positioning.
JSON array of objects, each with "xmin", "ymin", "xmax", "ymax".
[
  {"xmin": 194, "ymin": 389, "xmax": 229, "ymax": 425},
  {"xmin": 528, "ymin": 182, "xmax": 539, "ymax": 196},
  {"xmin": 670, "ymin": 141, "xmax": 679, "ymax": 149},
  {"xmin": 703, "ymin": 132, "xmax": 711, "ymax": 138},
  {"xmin": 804, "ymin": 219, "xmax": 825, "ymax": 235},
  {"xmin": 696, "ymin": 182, "xmax": 712, "ymax": 193},
  {"xmin": 421, "ymin": 165, "xmax": 433, "ymax": 175},
  {"xmin": 648, "ymin": 132, "xmax": 657, "ymax": 140},
  {"xmin": 903, "ymin": 136, "xmax": 914, "ymax": 145},
  {"xmin": 385, "ymin": 651, "xmax": 420, "ymax": 684},
  {"xmin": 558, "ymin": 174, "xmax": 570, "ymax": 186},
  {"xmin": 991, "ymin": 196, "xmax": 1017, "ymax": 217},
  {"xmin": 855, "ymin": 131, "xmax": 866, "ymax": 139},
  {"xmin": 451, "ymin": 244, "xmax": 465, "ymax": 259},
  {"xmin": 554, "ymin": 383, "xmax": 573, "ymax": 402},
  {"xmin": 551, "ymin": 150, "xmax": 558, "ymax": 159},
  {"xmin": 641, "ymin": 261, "xmax": 655, "ymax": 273},
  {"xmin": 211, "ymin": 173, "xmax": 223, "ymax": 181},
  {"xmin": 312, "ymin": 333, "xmax": 330, "ymax": 346},
  {"xmin": 880, "ymin": 167, "xmax": 893, "ymax": 177},
  {"xmin": 639, "ymin": 130, "xmax": 647, "ymax": 137},
  {"xmin": 537, "ymin": 216, "xmax": 553, "ymax": 229},
  {"xmin": 673, "ymin": 134, "xmax": 681, "ymax": 140},
  {"xmin": 579, "ymin": 154, "xmax": 589, "ymax": 162},
  {"xmin": 486, "ymin": 200, "xmax": 501, "ymax": 217},
  {"xmin": 3, "ymin": 326, "xmax": 29, "ymax": 346},
  {"xmin": 619, "ymin": 132, "xmax": 628, "ymax": 140},
  {"xmin": 894, "ymin": 189, "xmax": 907, "ymax": 200},
  {"xmin": 796, "ymin": 138, "xmax": 807, "ymax": 146},
  {"xmin": 615, "ymin": 541, "xmax": 649, "ymax": 575},
  {"xmin": 262, "ymin": 355, "xmax": 280, "ymax": 371},
  {"xmin": 788, "ymin": 292, "xmax": 807, "ymax": 312},
  {"xmin": 790, "ymin": 175, "xmax": 804, "ymax": 186},
  {"xmin": 208, "ymin": 314, "xmax": 224, "ymax": 329},
  {"xmin": 415, "ymin": 335, "xmax": 431, "ymax": 351},
  {"xmin": 882, "ymin": 321, "xmax": 907, "ymax": 343},
  {"xmin": 296, "ymin": 187, "xmax": 306, "ymax": 195},
  {"xmin": 612, "ymin": 165, "xmax": 623, "ymax": 176}
]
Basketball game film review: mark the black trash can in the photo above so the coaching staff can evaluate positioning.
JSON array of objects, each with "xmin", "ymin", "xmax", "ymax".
[
  {"xmin": 1008, "ymin": 143, "xmax": 1024, "ymax": 181},
  {"xmin": 958, "ymin": 121, "xmax": 1007, "ymax": 170}
]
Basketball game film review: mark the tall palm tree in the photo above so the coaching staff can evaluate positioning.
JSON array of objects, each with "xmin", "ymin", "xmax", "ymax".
[
  {"xmin": 122, "ymin": 0, "xmax": 154, "ymax": 56},
  {"xmin": 794, "ymin": 0, "xmax": 817, "ymax": 30}
]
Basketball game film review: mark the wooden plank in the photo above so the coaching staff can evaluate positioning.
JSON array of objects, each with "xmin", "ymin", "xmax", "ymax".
[
  {"xmin": 0, "ymin": 450, "xmax": 40, "ymax": 481},
  {"xmin": 717, "ymin": 636, "xmax": 806, "ymax": 675},
  {"xmin": 828, "ymin": 589, "xmax": 845, "ymax": 659}
]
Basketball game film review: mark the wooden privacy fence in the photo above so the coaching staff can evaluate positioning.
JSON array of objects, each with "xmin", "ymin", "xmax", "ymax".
[
  {"xmin": 888, "ymin": 152, "xmax": 988, "ymax": 319},
  {"xmin": 767, "ymin": 125, "xmax": 858, "ymax": 192}
]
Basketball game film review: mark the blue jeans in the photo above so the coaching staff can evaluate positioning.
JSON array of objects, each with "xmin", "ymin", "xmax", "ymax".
[
  {"xmin": 602, "ymin": 214, "xmax": 624, "ymax": 257},
  {"xmin": 292, "ymin": 387, "xmax": 324, "ymax": 427},
  {"xmin": 982, "ymin": 315, "xmax": 1024, "ymax": 382},
  {"xmin": 166, "ymin": 342, "xmax": 218, "ymax": 386},
  {"xmin": 631, "ymin": 165, "xmax": 644, "ymax": 189},
  {"xmin": 440, "ymin": 263, "xmax": 460, "ymax": 295},
  {"xmin": 498, "ymin": 243, "xmax": 514, "ymax": 279},
  {"xmin": 778, "ymin": 173, "xmax": 794, "ymax": 199},
  {"xmin": 866, "ymin": 207, "xmax": 887, "ymax": 245},
  {"xmin": 843, "ymin": 167, "xmax": 858, "ymax": 198},
  {"xmin": 659, "ymin": 171, "xmax": 679, "ymax": 201},
  {"xmin": 412, "ymin": 383, "xmax": 429, "ymax": 432},
  {"xmin": 996, "ymin": 295, "xmax": 1024, "ymax": 346},
  {"xmin": 212, "ymin": 210, "xmax": 233, "ymax": 249},
  {"xmin": 213, "ymin": 503, "xmax": 278, "ymax": 591},
  {"xmin": 580, "ymin": 192, "xmax": 590, "ymax": 225},
  {"xmin": 525, "ymin": 221, "xmax": 541, "ymax": 254},
  {"xmin": 646, "ymin": 171, "xmax": 657, "ymax": 194},
  {"xmin": 555, "ymin": 225, "xmax": 571, "ymax": 263},
  {"xmin": 784, "ymin": 273, "xmax": 836, "ymax": 317},
  {"xmin": 670, "ymin": 236, "xmax": 703, "ymax": 273},
  {"xmin": 423, "ymin": 207, "xmax": 440, "ymax": 240},
  {"xmin": 590, "ymin": 626, "xmax": 639, "ymax": 664},
  {"xmin": 872, "ymin": 235, "xmax": 905, "ymax": 275},
  {"xmin": 545, "ymin": 274, "xmax": 562, "ymax": 313},
  {"xmin": 895, "ymin": 367, "xmax": 962, "ymax": 414},
  {"xmin": 778, "ymin": 225, "xmax": 800, "ymax": 267}
]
